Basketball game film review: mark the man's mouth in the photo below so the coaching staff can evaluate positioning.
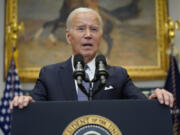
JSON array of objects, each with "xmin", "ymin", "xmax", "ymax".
[{"xmin": 82, "ymin": 43, "xmax": 93, "ymax": 47}]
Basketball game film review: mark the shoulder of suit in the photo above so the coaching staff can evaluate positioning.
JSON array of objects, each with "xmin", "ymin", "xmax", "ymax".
[
  {"xmin": 40, "ymin": 57, "xmax": 71, "ymax": 71},
  {"xmin": 41, "ymin": 59, "xmax": 69, "ymax": 71},
  {"xmin": 108, "ymin": 65, "xmax": 129, "ymax": 79}
]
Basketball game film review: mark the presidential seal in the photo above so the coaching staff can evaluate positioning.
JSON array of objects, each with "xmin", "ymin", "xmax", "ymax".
[{"xmin": 62, "ymin": 115, "xmax": 122, "ymax": 135}]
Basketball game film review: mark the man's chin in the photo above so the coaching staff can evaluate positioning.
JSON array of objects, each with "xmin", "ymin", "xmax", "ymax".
[{"xmin": 82, "ymin": 54, "xmax": 95, "ymax": 63}]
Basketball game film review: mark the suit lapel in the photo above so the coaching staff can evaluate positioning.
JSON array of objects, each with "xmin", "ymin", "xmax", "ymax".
[{"xmin": 59, "ymin": 57, "xmax": 77, "ymax": 100}]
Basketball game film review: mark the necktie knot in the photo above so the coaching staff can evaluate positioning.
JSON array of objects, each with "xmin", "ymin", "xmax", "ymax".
[{"xmin": 84, "ymin": 65, "xmax": 89, "ymax": 71}]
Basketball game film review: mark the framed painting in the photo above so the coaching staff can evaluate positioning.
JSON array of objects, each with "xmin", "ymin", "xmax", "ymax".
[{"xmin": 5, "ymin": 0, "xmax": 169, "ymax": 82}]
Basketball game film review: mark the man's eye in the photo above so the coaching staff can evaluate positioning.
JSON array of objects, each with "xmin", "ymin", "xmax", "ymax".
[
  {"xmin": 77, "ymin": 27, "xmax": 85, "ymax": 31},
  {"xmin": 91, "ymin": 28, "xmax": 98, "ymax": 32}
]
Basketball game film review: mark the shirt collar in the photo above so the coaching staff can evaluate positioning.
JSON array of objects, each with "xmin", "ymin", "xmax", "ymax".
[{"xmin": 86, "ymin": 57, "xmax": 95, "ymax": 73}]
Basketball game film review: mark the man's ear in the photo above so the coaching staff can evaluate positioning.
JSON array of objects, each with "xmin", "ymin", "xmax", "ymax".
[{"xmin": 66, "ymin": 31, "xmax": 71, "ymax": 45}]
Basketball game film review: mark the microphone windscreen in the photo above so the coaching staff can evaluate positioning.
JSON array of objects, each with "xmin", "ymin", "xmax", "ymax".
[
  {"xmin": 74, "ymin": 54, "xmax": 84, "ymax": 67},
  {"xmin": 95, "ymin": 54, "xmax": 107, "ymax": 67}
]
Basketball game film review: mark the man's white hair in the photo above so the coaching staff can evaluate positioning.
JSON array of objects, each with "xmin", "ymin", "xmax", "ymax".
[{"xmin": 66, "ymin": 7, "xmax": 103, "ymax": 33}]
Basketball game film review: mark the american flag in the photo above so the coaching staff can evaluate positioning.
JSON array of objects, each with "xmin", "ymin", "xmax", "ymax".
[
  {"xmin": 0, "ymin": 57, "xmax": 23, "ymax": 135},
  {"xmin": 164, "ymin": 56, "xmax": 180, "ymax": 134}
]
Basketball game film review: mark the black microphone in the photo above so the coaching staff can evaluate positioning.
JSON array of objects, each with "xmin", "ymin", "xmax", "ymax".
[
  {"xmin": 95, "ymin": 54, "xmax": 108, "ymax": 84},
  {"xmin": 73, "ymin": 54, "xmax": 85, "ymax": 85}
]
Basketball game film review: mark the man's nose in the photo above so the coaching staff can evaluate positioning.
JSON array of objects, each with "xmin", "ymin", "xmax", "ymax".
[{"xmin": 84, "ymin": 29, "xmax": 92, "ymax": 39}]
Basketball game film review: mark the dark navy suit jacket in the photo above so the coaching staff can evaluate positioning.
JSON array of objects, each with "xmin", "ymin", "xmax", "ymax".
[{"xmin": 31, "ymin": 57, "xmax": 147, "ymax": 101}]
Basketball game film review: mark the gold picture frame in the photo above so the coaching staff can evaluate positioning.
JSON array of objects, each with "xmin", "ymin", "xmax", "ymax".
[{"xmin": 5, "ymin": 0, "xmax": 169, "ymax": 82}]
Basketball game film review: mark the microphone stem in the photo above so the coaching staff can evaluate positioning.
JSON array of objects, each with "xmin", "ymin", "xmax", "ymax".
[{"xmin": 88, "ymin": 81, "xmax": 93, "ymax": 101}]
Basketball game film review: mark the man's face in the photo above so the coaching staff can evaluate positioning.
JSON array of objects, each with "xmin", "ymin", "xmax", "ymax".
[{"xmin": 66, "ymin": 11, "xmax": 102, "ymax": 62}]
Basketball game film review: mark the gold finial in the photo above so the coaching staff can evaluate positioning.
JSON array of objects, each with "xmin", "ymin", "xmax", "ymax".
[
  {"xmin": 9, "ymin": 22, "xmax": 24, "ymax": 41},
  {"xmin": 167, "ymin": 17, "xmax": 180, "ymax": 42},
  {"xmin": 166, "ymin": 17, "xmax": 180, "ymax": 58},
  {"xmin": 167, "ymin": 17, "xmax": 175, "ymax": 41}
]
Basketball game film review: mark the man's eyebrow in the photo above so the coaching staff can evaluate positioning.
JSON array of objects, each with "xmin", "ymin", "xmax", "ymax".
[
  {"xmin": 73, "ymin": 24, "xmax": 85, "ymax": 27},
  {"xmin": 73, "ymin": 24, "xmax": 100, "ymax": 29}
]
